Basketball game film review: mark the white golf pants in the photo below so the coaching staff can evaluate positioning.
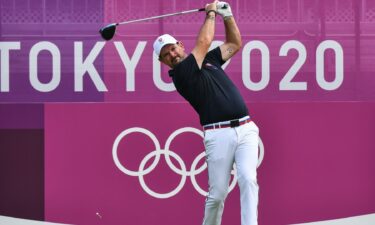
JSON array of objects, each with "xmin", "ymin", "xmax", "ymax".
[{"xmin": 202, "ymin": 121, "xmax": 259, "ymax": 225}]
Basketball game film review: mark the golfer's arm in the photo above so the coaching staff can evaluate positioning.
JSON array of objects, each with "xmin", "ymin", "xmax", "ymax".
[
  {"xmin": 220, "ymin": 16, "xmax": 242, "ymax": 61},
  {"xmin": 191, "ymin": 11, "xmax": 216, "ymax": 69}
]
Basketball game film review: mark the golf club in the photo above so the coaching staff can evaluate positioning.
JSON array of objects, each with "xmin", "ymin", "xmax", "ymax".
[{"xmin": 100, "ymin": 8, "xmax": 205, "ymax": 41}]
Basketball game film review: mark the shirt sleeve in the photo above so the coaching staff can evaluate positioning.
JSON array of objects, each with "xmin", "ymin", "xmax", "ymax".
[{"xmin": 205, "ymin": 47, "xmax": 226, "ymax": 66}]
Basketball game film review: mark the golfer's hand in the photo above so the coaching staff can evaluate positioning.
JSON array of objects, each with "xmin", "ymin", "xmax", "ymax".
[
  {"xmin": 217, "ymin": 1, "xmax": 233, "ymax": 19},
  {"xmin": 205, "ymin": 0, "xmax": 218, "ymax": 14}
]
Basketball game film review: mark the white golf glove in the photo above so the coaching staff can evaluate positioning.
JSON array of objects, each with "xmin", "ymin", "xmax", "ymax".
[{"xmin": 217, "ymin": 1, "xmax": 233, "ymax": 19}]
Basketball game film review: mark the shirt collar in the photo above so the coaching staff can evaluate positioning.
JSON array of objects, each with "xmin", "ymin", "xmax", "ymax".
[{"xmin": 168, "ymin": 69, "xmax": 175, "ymax": 77}]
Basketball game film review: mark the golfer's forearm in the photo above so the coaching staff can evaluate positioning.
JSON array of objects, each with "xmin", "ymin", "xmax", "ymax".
[
  {"xmin": 224, "ymin": 17, "xmax": 242, "ymax": 50},
  {"xmin": 191, "ymin": 11, "xmax": 216, "ymax": 68},
  {"xmin": 196, "ymin": 12, "xmax": 216, "ymax": 50}
]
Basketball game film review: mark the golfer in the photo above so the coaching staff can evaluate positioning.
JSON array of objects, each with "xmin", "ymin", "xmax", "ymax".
[{"xmin": 153, "ymin": 1, "xmax": 260, "ymax": 225}]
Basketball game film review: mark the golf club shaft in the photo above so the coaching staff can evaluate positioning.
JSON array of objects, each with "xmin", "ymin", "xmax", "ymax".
[{"xmin": 117, "ymin": 8, "xmax": 205, "ymax": 25}]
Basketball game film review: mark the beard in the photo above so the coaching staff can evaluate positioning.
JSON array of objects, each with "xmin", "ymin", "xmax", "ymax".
[{"xmin": 171, "ymin": 55, "xmax": 186, "ymax": 68}]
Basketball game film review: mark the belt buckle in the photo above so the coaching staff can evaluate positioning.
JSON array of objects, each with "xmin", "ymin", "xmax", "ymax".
[{"xmin": 230, "ymin": 119, "xmax": 240, "ymax": 128}]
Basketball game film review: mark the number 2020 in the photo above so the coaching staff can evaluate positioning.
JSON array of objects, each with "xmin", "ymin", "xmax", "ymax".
[{"xmin": 242, "ymin": 40, "xmax": 344, "ymax": 91}]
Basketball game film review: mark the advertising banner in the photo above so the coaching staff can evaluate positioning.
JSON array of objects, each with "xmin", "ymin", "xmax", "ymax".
[{"xmin": 0, "ymin": 0, "xmax": 374, "ymax": 102}]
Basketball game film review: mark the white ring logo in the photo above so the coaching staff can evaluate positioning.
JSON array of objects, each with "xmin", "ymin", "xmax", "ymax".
[{"xmin": 112, "ymin": 127, "xmax": 264, "ymax": 199}]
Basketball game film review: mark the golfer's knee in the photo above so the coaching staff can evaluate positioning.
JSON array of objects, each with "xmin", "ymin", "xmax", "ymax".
[
  {"xmin": 238, "ymin": 173, "xmax": 258, "ymax": 189},
  {"xmin": 207, "ymin": 188, "xmax": 228, "ymax": 205}
]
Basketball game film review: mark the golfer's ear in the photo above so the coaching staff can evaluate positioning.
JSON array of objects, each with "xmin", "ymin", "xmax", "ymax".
[{"xmin": 177, "ymin": 41, "xmax": 184, "ymax": 49}]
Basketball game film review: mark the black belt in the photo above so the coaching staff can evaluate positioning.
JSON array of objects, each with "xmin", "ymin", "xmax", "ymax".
[{"xmin": 203, "ymin": 117, "xmax": 251, "ymax": 131}]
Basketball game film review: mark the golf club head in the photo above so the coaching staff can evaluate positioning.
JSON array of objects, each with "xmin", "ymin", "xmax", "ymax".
[{"xmin": 99, "ymin": 23, "xmax": 117, "ymax": 41}]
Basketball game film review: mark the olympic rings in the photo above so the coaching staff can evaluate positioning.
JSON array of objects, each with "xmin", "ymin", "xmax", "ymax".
[
  {"xmin": 112, "ymin": 127, "xmax": 264, "ymax": 199},
  {"xmin": 164, "ymin": 127, "xmax": 206, "ymax": 176},
  {"xmin": 112, "ymin": 127, "xmax": 161, "ymax": 176},
  {"xmin": 139, "ymin": 149, "xmax": 187, "ymax": 199}
]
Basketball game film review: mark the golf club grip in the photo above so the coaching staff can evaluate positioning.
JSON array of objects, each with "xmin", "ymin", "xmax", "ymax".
[{"xmin": 118, "ymin": 8, "xmax": 206, "ymax": 25}]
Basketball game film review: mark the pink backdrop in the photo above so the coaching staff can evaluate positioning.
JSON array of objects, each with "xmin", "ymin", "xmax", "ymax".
[{"xmin": 45, "ymin": 102, "xmax": 375, "ymax": 225}]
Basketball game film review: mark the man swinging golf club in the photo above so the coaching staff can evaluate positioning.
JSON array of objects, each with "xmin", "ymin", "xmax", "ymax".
[{"xmin": 153, "ymin": 1, "xmax": 260, "ymax": 225}]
